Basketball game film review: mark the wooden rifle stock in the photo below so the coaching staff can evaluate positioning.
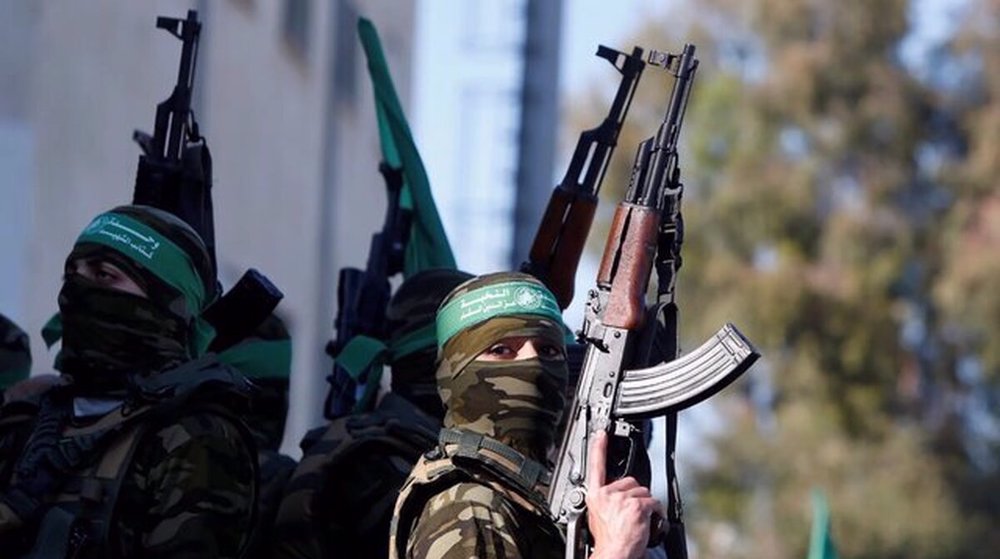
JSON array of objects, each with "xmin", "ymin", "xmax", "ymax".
[{"xmin": 527, "ymin": 186, "xmax": 598, "ymax": 309}]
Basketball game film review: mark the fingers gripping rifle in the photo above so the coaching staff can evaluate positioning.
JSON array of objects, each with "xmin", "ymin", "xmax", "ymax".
[
  {"xmin": 522, "ymin": 46, "xmax": 645, "ymax": 310},
  {"xmin": 548, "ymin": 45, "xmax": 760, "ymax": 559},
  {"xmin": 133, "ymin": 10, "xmax": 283, "ymax": 351},
  {"xmin": 324, "ymin": 163, "xmax": 412, "ymax": 419}
]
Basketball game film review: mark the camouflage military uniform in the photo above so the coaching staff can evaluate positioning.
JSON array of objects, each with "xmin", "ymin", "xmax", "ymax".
[
  {"xmin": 0, "ymin": 313, "xmax": 31, "ymax": 405},
  {"xmin": 272, "ymin": 268, "xmax": 471, "ymax": 559},
  {"xmin": 0, "ymin": 206, "xmax": 258, "ymax": 558},
  {"xmin": 113, "ymin": 406, "xmax": 255, "ymax": 557},
  {"xmin": 273, "ymin": 392, "xmax": 440, "ymax": 559},
  {"xmin": 0, "ymin": 314, "xmax": 35, "ymax": 485},
  {"xmin": 393, "ymin": 428, "xmax": 564, "ymax": 559},
  {"xmin": 391, "ymin": 272, "xmax": 569, "ymax": 559},
  {"xmin": 0, "ymin": 357, "xmax": 257, "ymax": 558},
  {"xmin": 218, "ymin": 312, "xmax": 298, "ymax": 559}
]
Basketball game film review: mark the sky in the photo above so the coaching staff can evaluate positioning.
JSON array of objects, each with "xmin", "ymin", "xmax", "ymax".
[{"xmin": 558, "ymin": 0, "xmax": 676, "ymax": 93}]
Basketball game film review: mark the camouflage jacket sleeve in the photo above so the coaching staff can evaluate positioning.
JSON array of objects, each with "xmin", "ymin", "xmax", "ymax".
[
  {"xmin": 406, "ymin": 481, "xmax": 562, "ymax": 559},
  {"xmin": 114, "ymin": 412, "xmax": 257, "ymax": 559}
]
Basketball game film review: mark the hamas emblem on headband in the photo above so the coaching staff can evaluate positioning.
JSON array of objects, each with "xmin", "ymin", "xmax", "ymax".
[{"xmin": 514, "ymin": 286, "xmax": 543, "ymax": 310}]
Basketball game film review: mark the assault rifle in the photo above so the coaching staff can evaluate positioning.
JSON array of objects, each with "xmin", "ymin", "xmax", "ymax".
[
  {"xmin": 548, "ymin": 44, "xmax": 759, "ymax": 559},
  {"xmin": 521, "ymin": 45, "xmax": 646, "ymax": 310},
  {"xmin": 132, "ymin": 10, "xmax": 213, "ymax": 263},
  {"xmin": 132, "ymin": 10, "xmax": 283, "ymax": 351},
  {"xmin": 324, "ymin": 163, "xmax": 412, "ymax": 419}
]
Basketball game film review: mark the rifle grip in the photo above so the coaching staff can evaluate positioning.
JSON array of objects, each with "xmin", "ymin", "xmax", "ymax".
[{"xmin": 598, "ymin": 205, "xmax": 658, "ymax": 330}]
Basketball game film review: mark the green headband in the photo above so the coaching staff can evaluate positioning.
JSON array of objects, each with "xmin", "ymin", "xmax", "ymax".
[
  {"xmin": 76, "ymin": 212, "xmax": 208, "ymax": 314},
  {"xmin": 217, "ymin": 339, "xmax": 293, "ymax": 380},
  {"xmin": 436, "ymin": 280, "xmax": 562, "ymax": 349},
  {"xmin": 389, "ymin": 322, "xmax": 436, "ymax": 361},
  {"xmin": 0, "ymin": 367, "xmax": 30, "ymax": 391}
]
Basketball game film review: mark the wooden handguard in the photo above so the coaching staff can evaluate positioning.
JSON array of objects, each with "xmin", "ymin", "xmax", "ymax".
[
  {"xmin": 597, "ymin": 204, "xmax": 660, "ymax": 330},
  {"xmin": 528, "ymin": 186, "xmax": 599, "ymax": 310}
]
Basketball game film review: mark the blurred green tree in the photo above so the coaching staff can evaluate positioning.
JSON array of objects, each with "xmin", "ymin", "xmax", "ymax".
[{"xmin": 566, "ymin": 0, "xmax": 1000, "ymax": 557}]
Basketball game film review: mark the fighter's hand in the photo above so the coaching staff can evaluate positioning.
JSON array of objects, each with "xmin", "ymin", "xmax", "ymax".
[{"xmin": 585, "ymin": 431, "xmax": 662, "ymax": 559}]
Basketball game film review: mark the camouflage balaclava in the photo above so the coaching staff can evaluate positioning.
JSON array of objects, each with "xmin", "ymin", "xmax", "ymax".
[
  {"xmin": 386, "ymin": 268, "xmax": 473, "ymax": 420},
  {"xmin": 436, "ymin": 272, "xmax": 568, "ymax": 461},
  {"xmin": 57, "ymin": 205, "xmax": 217, "ymax": 390},
  {"xmin": 218, "ymin": 313, "xmax": 293, "ymax": 451},
  {"xmin": 0, "ymin": 313, "xmax": 31, "ymax": 392}
]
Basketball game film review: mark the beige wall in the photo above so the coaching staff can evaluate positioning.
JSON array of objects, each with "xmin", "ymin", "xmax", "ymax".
[{"xmin": 21, "ymin": 0, "xmax": 416, "ymax": 454}]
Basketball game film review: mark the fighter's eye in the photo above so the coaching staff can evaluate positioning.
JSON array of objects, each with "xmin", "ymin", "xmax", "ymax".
[
  {"xmin": 538, "ymin": 344, "xmax": 565, "ymax": 360},
  {"xmin": 95, "ymin": 264, "xmax": 122, "ymax": 283},
  {"xmin": 486, "ymin": 343, "xmax": 516, "ymax": 357}
]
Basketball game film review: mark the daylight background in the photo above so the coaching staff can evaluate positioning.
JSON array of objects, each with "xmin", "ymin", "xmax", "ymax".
[{"xmin": 1, "ymin": 1, "xmax": 998, "ymax": 557}]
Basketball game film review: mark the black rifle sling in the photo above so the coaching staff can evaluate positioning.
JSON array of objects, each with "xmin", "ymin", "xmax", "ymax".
[
  {"xmin": 391, "ymin": 428, "xmax": 558, "ymax": 559},
  {"xmin": 438, "ymin": 428, "xmax": 551, "ymax": 494},
  {"xmin": 655, "ymin": 304, "xmax": 686, "ymax": 557}
]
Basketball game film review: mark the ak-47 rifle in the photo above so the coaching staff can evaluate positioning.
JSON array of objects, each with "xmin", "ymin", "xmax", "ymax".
[
  {"xmin": 132, "ymin": 10, "xmax": 214, "ymax": 264},
  {"xmin": 548, "ymin": 44, "xmax": 760, "ymax": 559},
  {"xmin": 521, "ymin": 45, "xmax": 645, "ymax": 311},
  {"xmin": 132, "ymin": 10, "xmax": 283, "ymax": 351},
  {"xmin": 324, "ymin": 163, "xmax": 412, "ymax": 419}
]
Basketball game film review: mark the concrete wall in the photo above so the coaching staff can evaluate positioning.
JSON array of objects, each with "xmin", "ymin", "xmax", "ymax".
[{"xmin": 0, "ymin": 2, "xmax": 41, "ymax": 329}]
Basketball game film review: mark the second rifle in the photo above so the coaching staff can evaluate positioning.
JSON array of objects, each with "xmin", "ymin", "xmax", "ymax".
[
  {"xmin": 132, "ymin": 10, "xmax": 283, "ymax": 350},
  {"xmin": 522, "ymin": 45, "xmax": 646, "ymax": 311}
]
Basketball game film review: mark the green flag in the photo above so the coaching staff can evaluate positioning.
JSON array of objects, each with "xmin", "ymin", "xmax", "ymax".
[
  {"xmin": 357, "ymin": 18, "xmax": 456, "ymax": 277},
  {"xmin": 808, "ymin": 489, "xmax": 839, "ymax": 559}
]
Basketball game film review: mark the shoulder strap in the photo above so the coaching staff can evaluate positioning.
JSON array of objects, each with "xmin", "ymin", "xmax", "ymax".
[
  {"xmin": 437, "ymin": 428, "xmax": 550, "ymax": 499},
  {"xmin": 389, "ymin": 428, "xmax": 555, "ymax": 559}
]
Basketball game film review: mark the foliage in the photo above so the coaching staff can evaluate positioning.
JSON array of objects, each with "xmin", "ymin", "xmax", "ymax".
[{"xmin": 570, "ymin": 0, "xmax": 1000, "ymax": 556}]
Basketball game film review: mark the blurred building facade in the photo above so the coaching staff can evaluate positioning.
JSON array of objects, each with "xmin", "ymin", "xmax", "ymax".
[
  {"xmin": 414, "ymin": 0, "xmax": 528, "ymax": 274},
  {"xmin": 1, "ymin": 0, "xmax": 415, "ymax": 453},
  {"xmin": 0, "ymin": 2, "xmax": 38, "ymax": 330}
]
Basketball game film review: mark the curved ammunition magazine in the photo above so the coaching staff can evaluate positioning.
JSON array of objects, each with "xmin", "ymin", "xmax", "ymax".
[{"xmin": 615, "ymin": 323, "xmax": 759, "ymax": 418}]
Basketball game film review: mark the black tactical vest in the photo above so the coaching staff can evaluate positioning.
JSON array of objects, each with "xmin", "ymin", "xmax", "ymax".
[{"xmin": 272, "ymin": 393, "xmax": 440, "ymax": 559}]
